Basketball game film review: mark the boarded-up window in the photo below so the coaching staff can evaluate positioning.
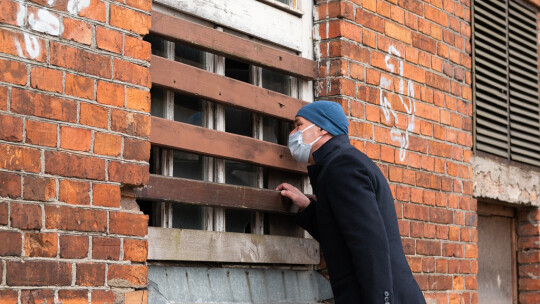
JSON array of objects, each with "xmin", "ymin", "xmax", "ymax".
[{"xmin": 472, "ymin": 0, "xmax": 540, "ymax": 167}]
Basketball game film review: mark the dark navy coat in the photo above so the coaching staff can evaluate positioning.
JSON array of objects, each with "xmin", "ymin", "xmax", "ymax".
[{"xmin": 296, "ymin": 135, "xmax": 426, "ymax": 304}]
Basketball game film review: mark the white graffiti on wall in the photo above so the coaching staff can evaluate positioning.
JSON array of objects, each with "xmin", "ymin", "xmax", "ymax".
[
  {"xmin": 379, "ymin": 45, "xmax": 416, "ymax": 162},
  {"xmin": 13, "ymin": 0, "xmax": 90, "ymax": 60}
]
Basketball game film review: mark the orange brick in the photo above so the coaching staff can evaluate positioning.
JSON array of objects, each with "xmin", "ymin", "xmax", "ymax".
[
  {"xmin": 110, "ymin": 5, "xmax": 150, "ymax": 35},
  {"xmin": 0, "ymin": 143, "xmax": 41, "ymax": 173},
  {"xmin": 384, "ymin": 21, "xmax": 412, "ymax": 44},
  {"xmin": 110, "ymin": 109, "xmax": 150, "ymax": 137},
  {"xmin": 0, "ymin": 0, "xmax": 20, "ymax": 26},
  {"xmin": 0, "ymin": 58, "xmax": 27, "ymax": 85},
  {"xmin": 62, "ymin": 18, "xmax": 92, "ymax": 45},
  {"xmin": 108, "ymin": 161, "xmax": 149, "ymax": 186},
  {"xmin": 59, "ymin": 179, "xmax": 90, "ymax": 205},
  {"xmin": 124, "ymin": 35, "xmax": 151, "ymax": 61},
  {"xmin": 425, "ymin": 5, "xmax": 449, "ymax": 27},
  {"xmin": 93, "ymin": 133, "xmax": 121, "ymax": 157},
  {"xmin": 60, "ymin": 126, "xmax": 91, "ymax": 152},
  {"xmin": 58, "ymin": 290, "xmax": 89, "ymax": 304},
  {"xmin": 0, "ymin": 28, "xmax": 47, "ymax": 62},
  {"xmin": 24, "ymin": 233, "xmax": 58, "ymax": 257},
  {"xmin": 0, "ymin": 86, "xmax": 7, "ymax": 111},
  {"xmin": 97, "ymin": 81, "xmax": 124, "ymax": 107},
  {"xmin": 357, "ymin": 9, "xmax": 383, "ymax": 33},
  {"xmin": 65, "ymin": 73, "xmax": 94, "ymax": 100},
  {"xmin": 108, "ymin": 264, "xmax": 147, "ymax": 287},
  {"xmin": 113, "ymin": 59, "xmax": 150, "ymax": 87},
  {"xmin": 23, "ymin": 175, "xmax": 55, "ymax": 201},
  {"xmin": 30, "ymin": 67, "xmax": 63, "ymax": 93},
  {"xmin": 92, "ymin": 183, "xmax": 121, "ymax": 208},
  {"xmin": 381, "ymin": 145, "xmax": 395, "ymax": 163},
  {"xmin": 26, "ymin": 120, "xmax": 57, "ymax": 147},
  {"xmin": 123, "ymin": 239, "xmax": 147, "ymax": 262},
  {"xmin": 80, "ymin": 103, "xmax": 108, "ymax": 129},
  {"xmin": 96, "ymin": 26, "xmax": 122, "ymax": 54},
  {"xmin": 349, "ymin": 121, "xmax": 373, "ymax": 140},
  {"xmin": 126, "ymin": 0, "xmax": 152, "ymax": 11},
  {"xmin": 0, "ymin": 114, "xmax": 23, "ymax": 142},
  {"xmin": 390, "ymin": 6, "xmax": 404, "ymax": 24},
  {"xmin": 126, "ymin": 87, "xmax": 150, "ymax": 112},
  {"xmin": 124, "ymin": 138, "xmax": 150, "ymax": 161},
  {"xmin": 77, "ymin": 0, "xmax": 106, "ymax": 22},
  {"xmin": 51, "ymin": 42, "xmax": 111, "ymax": 78}
]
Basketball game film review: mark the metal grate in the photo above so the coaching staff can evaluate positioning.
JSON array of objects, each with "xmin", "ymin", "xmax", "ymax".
[{"xmin": 473, "ymin": 0, "xmax": 540, "ymax": 166}]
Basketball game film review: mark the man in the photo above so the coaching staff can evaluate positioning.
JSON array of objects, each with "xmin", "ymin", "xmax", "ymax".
[{"xmin": 276, "ymin": 101, "xmax": 426, "ymax": 304}]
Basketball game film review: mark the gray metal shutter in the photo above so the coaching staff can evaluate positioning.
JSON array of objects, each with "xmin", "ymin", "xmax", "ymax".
[{"xmin": 473, "ymin": 0, "xmax": 540, "ymax": 166}]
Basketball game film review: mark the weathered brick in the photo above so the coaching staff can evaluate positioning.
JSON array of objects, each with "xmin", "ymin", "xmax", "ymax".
[
  {"xmin": 62, "ymin": 18, "xmax": 92, "ymax": 45},
  {"xmin": 93, "ymin": 237, "xmax": 121, "ymax": 260},
  {"xmin": 110, "ymin": 109, "xmax": 151, "ymax": 137},
  {"xmin": 0, "ymin": 86, "xmax": 7, "ymax": 111},
  {"xmin": 97, "ymin": 81, "xmax": 124, "ymax": 107},
  {"xmin": 23, "ymin": 175, "xmax": 55, "ymax": 201},
  {"xmin": 0, "ymin": 171, "xmax": 21, "ymax": 198},
  {"xmin": 60, "ymin": 234, "xmax": 89, "ymax": 259},
  {"xmin": 66, "ymin": 73, "xmax": 94, "ymax": 100},
  {"xmin": 0, "ymin": 58, "xmax": 27, "ymax": 85},
  {"xmin": 11, "ymin": 202, "xmax": 42, "ymax": 230},
  {"xmin": 80, "ymin": 103, "xmax": 108, "ymax": 129},
  {"xmin": 124, "ymin": 138, "xmax": 150, "ymax": 161},
  {"xmin": 92, "ymin": 183, "xmax": 121, "ymax": 208},
  {"xmin": 125, "ymin": 0, "xmax": 152, "ymax": 11},
  {"xmin": 0, "ymin": 114, "xmax": 23, "ymax": 142},
  {"xmin": 11, "ymin": 88, "xmax": 77, "ymax": 123},
  {"xmin": 107, "ymin": 264, "xmax": 148, "ymax": 287},
  {"xmin": 45, "ymin": 205, "xmax": 107, "ymax": 232},
  {"xmin": 76, "ymin": 263, "xmax": 106, "ymax": 287},
  {"xmin": 0, "ymin": 28, "xmax": 47, "ymax": 62},
  {"xmin": 0, "ymin": 231, "xmax": 21, "ymax": 256},
  {"xmin": 92, "ymin": 290, "xmax": 119, "ymax": 304},
  {"xmin": 109, "ymin": 211, "xmax": 148, "ymax": 236},
  {"xmin": 124, "ymin": 35, "xmax": 151, "ymax": 61},
  {"xmin": 51, "ymin": 42, "xmax": 111, "ymax": 78},
  {"xmin": 123, "ymin": 239, "xmax": 148, "ymax": 262},
  {"xmin": 96, "ymin": 26, "xmax": 123, "ymax": 54},
  {"xmin": 356, "ymin": 9, "xmax": 384, "ymax": 33},
  {"xmin": 93, "ymin": 133, "xmax": 122, "ymax": 157},
  {"xmin": 0, "ymin": 0, "xmax": 20, "ymax": 26},
  {"xmin": 58, "ymin": 290, "xmax": 89, "ymax": 304},
  {"xmin": 110, "ymin": 4, "xmax": 150, "ymax": 35},
  {"xmin": 113, "ymin": 59, "xmax": 150, "ymax": 87},
  {"xmin": 126, "ymin": 87, "xmax": 150, "ymax": 112},
  {"xmin": 108, "ymin": 161, "xmax": 149, "ymax": 186},
  {"xmin": 24, "ymin": 232, "xmax": 58, "ymax": 257},
  {"xmin": 0, "ymin": 289, "xmax": 19, "ymax": 303},
  {"xmin": 45, "ymin": 151, "xmax": 105, "ymax": 180},
  {"xmin": 26, "ymin": 120, "xmax": 57, "ymax": 147},
  {"xmin": 384, "ymin": 21, "xmax": 412, "ymax": 44},
  {"xmin": 0, "ymin": 143, "xmax": 41, "ymax": 173},
  {"xmin": 30, "ymin": 66, "xmax": 63, "ymax": 93},
  {"xmin": 59, "ymin": 179, "xmax": 90, "ymax": 205},
  {"xmin": 20, "ymin": 290, "xmax": 55, "ymax": 304},
  {"xmin": 0, "ymin": 202, "xmax": 7, "ymax": 225},
  {"xmin": 60, "ymin": 126, "xmax": 92, "ymax": 152}
]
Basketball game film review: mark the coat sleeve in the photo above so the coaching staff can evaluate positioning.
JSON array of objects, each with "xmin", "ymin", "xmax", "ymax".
[
  {"xmin": 294, "ymin": 198, "xmax": 320, "ymax": 241},
  {"xmin": 325, "ymin": 154, "xmax": 394, "ymax": 303}
]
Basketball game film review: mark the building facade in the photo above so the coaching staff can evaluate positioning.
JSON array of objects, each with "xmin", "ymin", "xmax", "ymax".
[{"xmin": 0, "ymin": 0, "xmax": 539, "ymax": 303}]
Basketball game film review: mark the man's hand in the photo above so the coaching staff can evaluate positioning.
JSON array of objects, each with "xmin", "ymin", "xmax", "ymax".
[{"xmin": 275, "ymin": 183, "xmax": 311, "ymax": 210}]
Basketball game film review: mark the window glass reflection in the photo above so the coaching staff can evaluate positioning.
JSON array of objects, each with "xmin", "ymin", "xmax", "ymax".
[
  {"xmin": 225, "ymin": 209, "xmax": 254, "ymax": 233},
  {"xmin": 263, "ymin": 116, "xmax": 293, "ymax": 145},
  {"xmin": 172, "ymin": 204, "xmax": 205, "ymax": 230},
  {"xmin": 225, "ymin": 160, "xmax": 258, "ymax": 188},
  {"xmin": 262, "ymin": 68, "xmax": 291, "ymax": 95},
  {"xmin": 173, "ymin": 150, "xmax": 205, "ymax": 181},
  {"xmin": 150, "ymin": 87, "xmax": 166, "ymax": 118},
  {"xmin": 174, "ymin": 93, "xmax": 204, "ymax": 126},
  {"xmin": 175, "ymin": 43, "xmax": 205, "ymax": 69},
  {"xmin": 144, "ymin": 35, "xmax": 166, "ymax": 57}
]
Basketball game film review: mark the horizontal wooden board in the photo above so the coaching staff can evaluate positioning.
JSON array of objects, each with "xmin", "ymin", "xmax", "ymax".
[
  {"xmin": 136, "ymin": 175, "xmax": 298, "ymax": 214},
  {"xmin": 147, "ymin": 227, "xmax": 320, "ymax": 264},
  {"xmin": 151, "ymin": 55, "xmax": 307, "ymax": 121},
  {"xmin": 153, "ymin": 0, "xmax": 305, "ymax": 51},
  {"xmin": 150, "ymin": 116, "xmax": 307, "ymax": 173},
  {"xmin": 150, "ymin": 11, "xmax": 316, "ymax": 80}
]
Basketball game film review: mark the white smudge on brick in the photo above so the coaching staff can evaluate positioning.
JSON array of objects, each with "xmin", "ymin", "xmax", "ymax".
[
  {"xmin": 28, "ymin": 8, "xmax": 60, "ymax": 36},
  {"xmin": 67, "ymin": 0, "xmax": 90, "ymax": 15}
]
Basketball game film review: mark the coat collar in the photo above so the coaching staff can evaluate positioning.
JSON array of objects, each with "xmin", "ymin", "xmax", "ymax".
[{"xmin": 308, "ymin": 134, "xmax": 350, "ymax": 182}]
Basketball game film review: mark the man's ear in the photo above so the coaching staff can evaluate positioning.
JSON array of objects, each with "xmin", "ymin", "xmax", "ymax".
[{"xmin": 319, "ymin": 128, "xmax": 329, "ymax": 135}]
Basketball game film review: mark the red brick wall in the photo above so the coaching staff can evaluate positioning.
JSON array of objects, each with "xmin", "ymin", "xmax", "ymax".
[
  {"xmin": 314, "ymin": 0, "xmax": 477, "ymax": 303},
  {"xmin": 0, "ymin": 0, "xmax": 151, "ymax": 302},
  {"xmin": 518, "ymin": 208, "xmax": 540, "ymax": 304}
]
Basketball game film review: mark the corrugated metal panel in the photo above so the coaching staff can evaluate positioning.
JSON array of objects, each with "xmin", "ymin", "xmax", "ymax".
[{"xmin": 473, "ymin": 0, "xmax": 540, "ymax": 167}]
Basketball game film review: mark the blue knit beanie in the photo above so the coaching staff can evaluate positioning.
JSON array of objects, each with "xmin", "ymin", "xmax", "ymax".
[{"xmin": 296, "ymin": 100, "xmax": 349, "ymax": 135}]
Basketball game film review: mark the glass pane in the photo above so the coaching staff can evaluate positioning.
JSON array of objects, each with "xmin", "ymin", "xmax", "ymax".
[
  {"xmin": 174, "ymin": 93, "xmax": 204, "ymax": 126},
  {"xmin": 263, "ymin": 116, "xmax": 293, "ymax": 145},
  {"xmin": 225, "ymin": 160, "xmax": 258, "ymax": 187},
  {"xmin": 225, "ymin": 106, "xmax": 252, "ymax": 136},
  {"xmin": 225, "ymin": 58, "xmax": 250, "ymax": 82},
  {"xmin": 225, "ymin": 209, "xmax": 254, "ymax": 233},
  {"xmin": 144, "ymin": 35, "xmax": 166, "ymax": 57},
  {"xmin": 172, "ymin": 203, "xmax": 205, "ymax": 230},
  {"xmin": 149, "ymin": 146, "xmax": 162, "ymax": 175},
  {"xmin": 173, "ymin": 150, "xmax": 205, "ymax": 180},
  {"xmin": 175, "ymin": 43, "xmax": 205, "ymax": 69},
  {"xmin": 150, "ymin": 87, "xmax": 166, "ymax": 118},
  {"xmin": 262, "ymin": 68, "xmax": 291, "ymax": 95}
]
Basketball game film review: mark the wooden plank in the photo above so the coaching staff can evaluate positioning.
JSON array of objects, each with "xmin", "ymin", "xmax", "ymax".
[
  {"xmin": 135, "ymin": 175, "xmax": 298, "ymax": 214},
  {"xmin": 477, "ymin": 201, "xmax": 515, "ymax": 217},
  {"xmin": 150, "ymin": 116, "xmax": 307, "ymax": 173},
  {"xmin": 147, "ymin": 227, "xmax": 320, "ymax": 264},
  {"xmin": 151, "ymin": 11, "xmax": 316, "ymax": 80},
  {"xmin": 151, "ymin": 55, "xmax": 307, "ymax": 121},
  {"xmin": 153, "ymin": 0, "xmax": 305, "ymax": 52}
]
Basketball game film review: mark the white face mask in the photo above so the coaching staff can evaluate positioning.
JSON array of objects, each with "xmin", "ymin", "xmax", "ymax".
[{"xmin": 288, "ymin": 124, "xmax": 323, "ymax": 163}]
